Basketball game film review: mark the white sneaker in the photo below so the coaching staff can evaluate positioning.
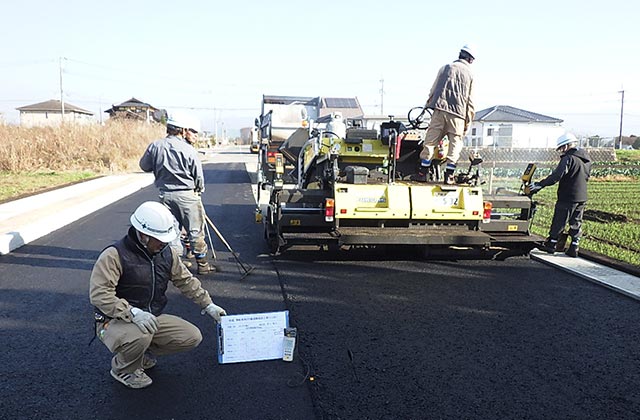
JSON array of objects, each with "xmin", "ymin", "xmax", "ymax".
[{"xmin": 110, "ymin": 368, "xmax": 152, "ymax": 389}]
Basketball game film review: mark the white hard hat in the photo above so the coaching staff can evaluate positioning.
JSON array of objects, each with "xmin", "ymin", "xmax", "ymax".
[
  {"xmin": 167, "ymin": 111, "xmax": 193, "ymax": 128},
  {"xmin": 130, "ymin": 201, "xmax": 178, "ymax": 243},
  {"xmin": 556, "ymin": 132, "xmax": 578, "ymax": 150},
  {"xmin": 460, "ymin": 44, "xmax": 475, "ymax": 59}
]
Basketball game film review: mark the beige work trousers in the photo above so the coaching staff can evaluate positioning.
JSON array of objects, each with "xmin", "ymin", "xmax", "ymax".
[
  {"xmin": 97, "ymin": 314, "xmax": 203, "ymax": 374},
  {"xmin": 419, "ymin": 109, "xmax": 466, "ymax": 166}
]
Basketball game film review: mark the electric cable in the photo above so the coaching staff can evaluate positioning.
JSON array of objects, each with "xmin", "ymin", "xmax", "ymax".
[{"xmin": 271, "ymin": 258, "xmax": 314, "ymax": 388}]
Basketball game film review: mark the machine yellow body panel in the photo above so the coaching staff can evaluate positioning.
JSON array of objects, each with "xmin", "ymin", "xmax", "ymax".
[
  {"xmin": 334, "ymin": 183, "xmax": 411, "ymax": 219},
  {"xmin": 409, "ymin": 184, "xmax": 484, "ymax": 220}
]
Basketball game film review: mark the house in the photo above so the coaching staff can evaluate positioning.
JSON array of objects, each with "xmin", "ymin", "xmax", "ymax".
[
  {"xmin": 317, "ymin": 97, "xmax": 363, "ymax": 119},
  {"xmin": 104, "ymin": 97, "xmax": 161, "ymax": 122},
  {"xmin": 467, "ymin": 105, "xmax": 564, "ymax": 148},
  {"xmin": 16, "ymin": 99, "xmax": 94, "ymax": 127},
  {"xmin": 262, "ymin": 95, "xmax": 364, "ymax": 122}
]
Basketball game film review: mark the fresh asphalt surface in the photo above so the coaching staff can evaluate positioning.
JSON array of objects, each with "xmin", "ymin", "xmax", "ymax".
[{"xmin": 2, "ymin": 148, "xmax": 640, "ymax": 419}]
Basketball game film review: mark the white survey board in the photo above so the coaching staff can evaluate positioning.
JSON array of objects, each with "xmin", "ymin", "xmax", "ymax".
[{"xmin": 217, "ymin": 311, "xmax": 289, "ymax": 364}]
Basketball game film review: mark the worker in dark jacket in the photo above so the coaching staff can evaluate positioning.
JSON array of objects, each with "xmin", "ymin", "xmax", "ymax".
[
  {"xmin": 90, "ymin": 201, "xmax": 227, "ymax": 389},
  {"xmin": 530, "ymin": 133, "xmax": 592, "ymax": 257}
]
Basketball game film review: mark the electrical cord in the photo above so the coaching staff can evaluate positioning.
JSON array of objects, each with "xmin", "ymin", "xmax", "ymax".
[{"xmin": 271, "ymin": 257, "xmax": 315, "ymax": 388}]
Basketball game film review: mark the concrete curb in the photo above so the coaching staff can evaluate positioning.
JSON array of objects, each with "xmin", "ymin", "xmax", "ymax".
[
  {"xmin": 530, "ymin": 249, "xmax": 640, "ymax": 301},
  {"xmin": 0, "ymin": 173, "xmax": 154, "ymax": 255}
]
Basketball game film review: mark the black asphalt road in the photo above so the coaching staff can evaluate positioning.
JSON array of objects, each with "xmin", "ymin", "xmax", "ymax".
[{"xmin": 2, "ymin": 154, "xmax": 640, "ymax": 420}]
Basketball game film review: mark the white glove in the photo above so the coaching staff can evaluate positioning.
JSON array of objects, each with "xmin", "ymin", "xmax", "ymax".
[
  {"xmin": 529, "ymin": 182, "xmax": 543, "ymax": 194},
  {"xmin": 130, "ymin": 307, "xmax": 159, "ymax": 334},
  {"xmin": 203, "ymin": 303, "xmax": 227, "ymax": 323}
]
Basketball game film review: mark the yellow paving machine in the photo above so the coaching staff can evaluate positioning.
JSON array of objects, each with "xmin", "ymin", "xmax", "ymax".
[{"xmin": 258, "ymin": 107, "xmax": 543, "ymax": 258}]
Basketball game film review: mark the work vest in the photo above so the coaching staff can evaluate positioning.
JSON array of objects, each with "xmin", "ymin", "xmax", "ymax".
[{"xmin": 110, "ymin": 227, "xmax": 173, "ymax": 316}]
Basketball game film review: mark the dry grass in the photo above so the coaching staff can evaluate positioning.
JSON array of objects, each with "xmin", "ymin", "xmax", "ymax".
[{"xmin": 0, "ymin": 120, "xmax": 165, "ymax": 173}]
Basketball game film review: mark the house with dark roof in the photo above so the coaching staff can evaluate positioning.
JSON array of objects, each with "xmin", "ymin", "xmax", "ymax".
[
  {"xmin": 16, "ymin": 99, "xmax": 94, "ymax": 127},
  {"xmin": 104, "ymin": 97, "xmax": 161, "ymax": 122},
  {"xmin": 468, "ymin": 105, "xmax": 564, "ymax": 148}
]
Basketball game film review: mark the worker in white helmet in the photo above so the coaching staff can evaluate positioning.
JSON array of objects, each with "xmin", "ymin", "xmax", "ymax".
[
  {"xmin": 89, "ymin": 201, "xmax": 227, "ymax": 389},
  {"xmin": 529, "ymin": 133, "xmax": 592, "ymax": 257},
  {"xmin": 413, "ymin": 44, "xmax": 476, "ymax": 184},
  {"xmin": 139, "ymin": 111, "xmax": 212, "ymax": 274}
]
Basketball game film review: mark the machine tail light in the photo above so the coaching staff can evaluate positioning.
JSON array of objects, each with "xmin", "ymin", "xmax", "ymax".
[
  {"xmin": 325, "ymin": 198, "xmax": 335, "ymax": 222},
  {"xmin": 267, "ymin": 151, "xmax": 277, "ymax": 164},
  {"xmin": 275, "ymin": 153, "xmax": 284, "ymax": 174},
  {"xmin": 483, "ymin": 201, "xmax": 492, "ymax": 223}
]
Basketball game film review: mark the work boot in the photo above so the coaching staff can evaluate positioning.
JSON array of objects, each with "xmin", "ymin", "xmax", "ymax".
[
  {"xmin": 197, "ymin": 259, "xmax": 213, "ymax": 275},
  {"xmin": 410, "ymin": 171, "xmax": 428, "ymax": 182},
  {"xmin": 565, "ymin": 243, "xmax": 579, "ymax": 258},
  {"xmin": 110, "ymin": 368, "xmax": 152, "ymax": 389},
  {"xmin": 142, "ymin": 352, "xmax": 157, "ymax": 370},
  {"xmin": 539, "ymin": 239, "xmax": 557, "ymax": 254},
  {"xmin": 444, "ymin": 169, "xmax": 455, "ymax": 185}
]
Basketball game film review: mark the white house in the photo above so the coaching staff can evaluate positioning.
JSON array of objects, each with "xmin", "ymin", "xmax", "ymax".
[
  {"xmin": 467, "ymin": 105, "xmax": 564, "ymax": 148},
  {"xmin": 16, "ymin": 99, "xmax": 94, "ymax": 127}
]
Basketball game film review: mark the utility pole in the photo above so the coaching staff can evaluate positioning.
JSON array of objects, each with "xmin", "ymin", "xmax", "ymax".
[
  {"xmin": 379, "ymin": 78, "xmax": 384, "ymax": 115},
  {"xmin": 214, "ymin": 107, "xmax": 218, "ymax": 144},
  {"xmin": 618, "ymin": 89, "xmax": 625, "ymax": 150},
  {"xmin": 59, "ymin": 57, "xmax": 65, "ymax": 121}
]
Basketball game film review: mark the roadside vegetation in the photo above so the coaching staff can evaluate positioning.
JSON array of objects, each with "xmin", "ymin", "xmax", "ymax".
[
  {"xmin": 0, "ymin": 120, "xmax": 164, "ymax": 201},
  {"xmin": 487, "ymin": 150, "xmax": 640, "ymax": 266}
]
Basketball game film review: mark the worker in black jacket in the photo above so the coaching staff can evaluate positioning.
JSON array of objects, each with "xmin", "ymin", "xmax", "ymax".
[{"xmin": 530, "ymin": 133, "xmax": 592, "ymax": 257}]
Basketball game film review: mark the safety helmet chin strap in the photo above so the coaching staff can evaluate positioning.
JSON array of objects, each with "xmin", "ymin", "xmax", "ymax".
[{"xmin": 134, "ymin": 231, "xmax": 167, "ymax": 254}]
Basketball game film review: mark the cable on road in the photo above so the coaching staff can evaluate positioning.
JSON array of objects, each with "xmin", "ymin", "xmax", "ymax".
[{"xmin": 272, "ymin": 257, "xmax": 314, "ymax": 388}]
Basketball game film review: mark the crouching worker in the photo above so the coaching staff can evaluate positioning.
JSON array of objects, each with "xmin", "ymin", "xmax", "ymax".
[{"xmin": 89, "ymin": 201, "xmax": 227, "ymax": 389}]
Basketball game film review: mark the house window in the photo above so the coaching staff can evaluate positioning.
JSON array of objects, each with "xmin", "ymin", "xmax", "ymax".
[
  {"xmin": 487, "ymin": 128, "xmax": 494, "ymax": 136},
  {"xmin": 471, "ymin": 128, "xmax": 476, "ymax": 136}
]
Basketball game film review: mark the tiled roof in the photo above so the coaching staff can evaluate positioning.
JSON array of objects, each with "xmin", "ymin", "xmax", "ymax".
[
  {"xmin": 16, "ymin": 99, "xmax": 93, "ymax": 115},
  {"xmin": 105, "ymin": 97, "xmax": 157, "ymax": 113},
  {"xmin": 113, "ymin": 97, "xmax": 155, "ymax": 108},
  {"xmin": 475, "ymin": 105, "xmax": 562, "ymax": 123}
]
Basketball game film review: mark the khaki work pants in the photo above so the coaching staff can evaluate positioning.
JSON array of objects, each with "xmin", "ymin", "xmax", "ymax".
[
  {"xmin": 97, "ymin": 314, "xmax": 203, "ymax": 374},
  {"xmin": 419, "ymin": 109, "xmax": 466, "ymax": 166},
  {"xmin": 160, "ymin": 190, "xmax": 208, "ymax": 257}
]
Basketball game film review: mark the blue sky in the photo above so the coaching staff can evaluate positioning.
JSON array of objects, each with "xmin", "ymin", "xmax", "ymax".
[{"xmin": 1, "ymin": 0, "xmax": 638, "ymax": 138}]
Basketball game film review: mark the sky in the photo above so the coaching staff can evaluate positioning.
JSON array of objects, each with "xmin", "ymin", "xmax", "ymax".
[{"xmin": 1, "ymin": 0, "xmax": 639, "ymax": 138}]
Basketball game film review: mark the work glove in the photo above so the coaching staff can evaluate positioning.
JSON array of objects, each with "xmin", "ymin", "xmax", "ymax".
[
  {"xmin": 529, "ymin": 182, "xmax": 543, "ymax": 194},
  {"xmin": 130, "ymin": 307, "xmax": 159, "ymax": 334},
  {"xmin": 203, "ymin": 302, "xmax": 227, "ymax": 323}
]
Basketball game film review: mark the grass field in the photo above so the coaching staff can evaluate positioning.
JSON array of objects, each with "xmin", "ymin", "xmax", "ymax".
[
  {"xmin": 529, "ymin": 179, "xmax": 640, "ymax": 266},
  {"xmin": 0, "ymin": 121, "xmax": 163, "ymax": 202}
]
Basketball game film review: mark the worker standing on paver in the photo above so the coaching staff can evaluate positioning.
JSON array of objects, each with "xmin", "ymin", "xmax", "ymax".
[
  {"xmin": 530, "ymin": 132, "xmax": 592, "ymax": 257},
  {"xmin": 413, "ymin": 44, "xmax": 475, "ymax": 184},
  {"xmin": 139, "ymin": 111, "xmax": 212, "ymax": 274},
  {"xmin": 90, "ymin": 201, "xmax": 227, "ymax": 389}
]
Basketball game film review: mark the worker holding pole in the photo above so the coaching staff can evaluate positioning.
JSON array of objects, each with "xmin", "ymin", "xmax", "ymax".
[{"xmin": 139, "ymin": 111, "xmax": 213, "ymax": 274}]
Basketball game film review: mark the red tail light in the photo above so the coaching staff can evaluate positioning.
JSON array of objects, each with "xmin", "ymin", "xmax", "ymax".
[
  {"xmin": 483, "ymin": 201, "xmax": 492, "ymax": 223},
  {"xmin": 267, "ymin": 151, "xmax": 276, "ymax": 164},
  {"xmin": 325, "ymin": 198, "xmax": 335, "ymax": 222}
]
